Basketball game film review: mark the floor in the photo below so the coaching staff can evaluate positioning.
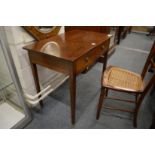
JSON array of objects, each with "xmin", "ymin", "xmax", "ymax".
[
  {"xmin": 25, "ymin": 32, "xmax": 155, "ymax": 129},
  {"xmin": 0, "ymin": 102, "xmax": 25, "ymax": 129}
]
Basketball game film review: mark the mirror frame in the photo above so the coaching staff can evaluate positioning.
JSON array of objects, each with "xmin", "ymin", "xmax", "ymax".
[{"xmin": 23, "ymin": 26, "xmax": 61, "ymax": 41}]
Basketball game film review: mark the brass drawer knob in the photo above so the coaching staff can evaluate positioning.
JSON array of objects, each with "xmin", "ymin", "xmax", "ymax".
[{"xmin": 85, "ymin": 57, "xmax": 89, "ymax": 62}]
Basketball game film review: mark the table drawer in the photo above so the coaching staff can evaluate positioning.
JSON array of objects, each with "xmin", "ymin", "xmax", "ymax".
[{"xmin": 75, "ymin": 41, "xmax": 109, "ymax": 74}]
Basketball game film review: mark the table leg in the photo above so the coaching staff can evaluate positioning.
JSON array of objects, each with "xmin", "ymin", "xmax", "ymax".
[
  {"xmin": 101, "ymin": 52, "xmax": 108, "ymax": 83},
  {"xmin": 30, "ymin": 62, "xmax": 43, "ymax": 107},
  {"xmin": 69, "ymin": 70, "xmax": 76, "ymax": 125}
]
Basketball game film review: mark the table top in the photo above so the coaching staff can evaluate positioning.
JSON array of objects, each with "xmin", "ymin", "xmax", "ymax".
[{"xmin": 23, "ymin": 30, "xmax": 109, "ymax": 62}]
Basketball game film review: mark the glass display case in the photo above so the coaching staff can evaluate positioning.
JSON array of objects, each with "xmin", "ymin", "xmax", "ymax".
[{"xmin": 0, "ymin": 27, "xmax": 31, "ymax": 129}]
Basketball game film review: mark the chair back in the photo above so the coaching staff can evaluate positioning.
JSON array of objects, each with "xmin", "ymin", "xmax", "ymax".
[
  {"xmin": 141, "ymin": 41, "xmax": 155, "ymax": 79},
  {"xmin": 138, "ymin": 41, "xmax": 155, "ymax": 103}
]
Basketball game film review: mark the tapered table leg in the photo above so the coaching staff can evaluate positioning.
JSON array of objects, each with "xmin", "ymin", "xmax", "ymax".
[
  {"xmin": 30, "ymin": 62, "xmax": 43, "ymax": 107},
  {"xmin": 69, "ymin": 69, "xmax": 76, "ymax": 125}
]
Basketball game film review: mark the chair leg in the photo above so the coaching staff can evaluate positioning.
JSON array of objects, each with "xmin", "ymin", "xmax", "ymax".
[
  {"xmin": 105, "ymin": 89, "xmax": 109, "ymax": 97},
  {"xmin": 133, "ymin": 110, "xmax": 138, "ymax": 128},
  {"xmin": 133, "ymin": 94, "xmax": 140, "ymax": 128},
  {"xmin": 96, "ymin": 87, "xmax": 106, "ymax": 120},
  {"xmin": 134, "ymin": 105, "xmax": 141, "ymax": 128}
]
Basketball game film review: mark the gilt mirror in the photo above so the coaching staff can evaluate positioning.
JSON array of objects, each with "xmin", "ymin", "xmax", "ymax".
[{"xmin": 23, "ymin": 26, "xmax": 61, "ymax": 40}]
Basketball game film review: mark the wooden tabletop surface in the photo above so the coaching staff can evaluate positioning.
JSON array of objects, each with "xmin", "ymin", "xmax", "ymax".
[{"xmin": 23, "ymin": 30, "xmax": 109, "ymax": 62}]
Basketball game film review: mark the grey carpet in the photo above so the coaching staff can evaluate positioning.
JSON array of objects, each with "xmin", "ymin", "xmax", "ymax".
[
  {"xmin": 119, "ymin": 32, "xmax": 155, "ymax": 51},
  {"xmin": 25, "ymin": 32, "xmax": 155, "ymax": 129},
  {"xmin": 50, "ymin": 68, "xmax": 102, "ymax": 112},
  {"xmin": 26, "ymin": 97, "xmax": 78, "ymax": 129}
]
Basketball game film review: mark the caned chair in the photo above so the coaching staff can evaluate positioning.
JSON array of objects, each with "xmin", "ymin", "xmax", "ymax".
[{"xmin": 96, "ymin": 41, "xmax": 155, "ymax": 128}]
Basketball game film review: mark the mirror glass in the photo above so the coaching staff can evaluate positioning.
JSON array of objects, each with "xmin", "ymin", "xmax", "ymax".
[
  {"xmin": 41, "ymin": 41, "xmax": 60, "ymax": 56},
  {"xmin": 35, "ymin": 26, "xmax": 56, "ymax": 33}
]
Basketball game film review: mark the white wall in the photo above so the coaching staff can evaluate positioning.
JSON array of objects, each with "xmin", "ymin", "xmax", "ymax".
[{"xmin": 4, "ymin": 26, "xmax": 65, "ymax": 97}]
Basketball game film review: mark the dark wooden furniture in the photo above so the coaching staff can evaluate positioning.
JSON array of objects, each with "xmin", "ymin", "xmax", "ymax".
[
  {"xmin": 65, "ymin": 26, "xmax": 110, "ymax": 34},
  {"xmin": 149, "ymin": 55, "xmax": 155, "ymax": 95},
  {"xmin": 23, "ymin": 30, "xmax": 110, "ymax": 125},
  {"xmin": 65, "ymin": 26, "xmax": 117, "ymax": 61},
  {"xmin": 96, "ymin": 41, "xmax": 155, "ymax": 128},
  {"xmin": 150, "ymin": 50, "xmax": 155, "ymax": 128},
  {"xmin": 116, "ymin": 26, "xmax": 132, "ymax": 44}
]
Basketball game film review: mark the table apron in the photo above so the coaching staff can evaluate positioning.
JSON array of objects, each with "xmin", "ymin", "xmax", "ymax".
[{"xmin": 28, "ymin": 52, "xmax": 72, "ymax": 75}]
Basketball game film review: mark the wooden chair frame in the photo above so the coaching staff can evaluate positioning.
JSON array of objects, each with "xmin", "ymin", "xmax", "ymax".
[{"xmin": 96, "ymin": 41, "xmax": 155, "ymax": 128}]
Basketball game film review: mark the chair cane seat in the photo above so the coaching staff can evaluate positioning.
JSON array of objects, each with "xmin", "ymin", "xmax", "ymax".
[{"xmin": 103, "ymin": 66, "xmax": 144, "ymax": 93}]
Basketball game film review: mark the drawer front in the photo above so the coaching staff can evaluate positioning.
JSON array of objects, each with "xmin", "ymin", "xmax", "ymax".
[{"xmin": 75, "ymin": 41, "xmax": 109, "ymax": 74}]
